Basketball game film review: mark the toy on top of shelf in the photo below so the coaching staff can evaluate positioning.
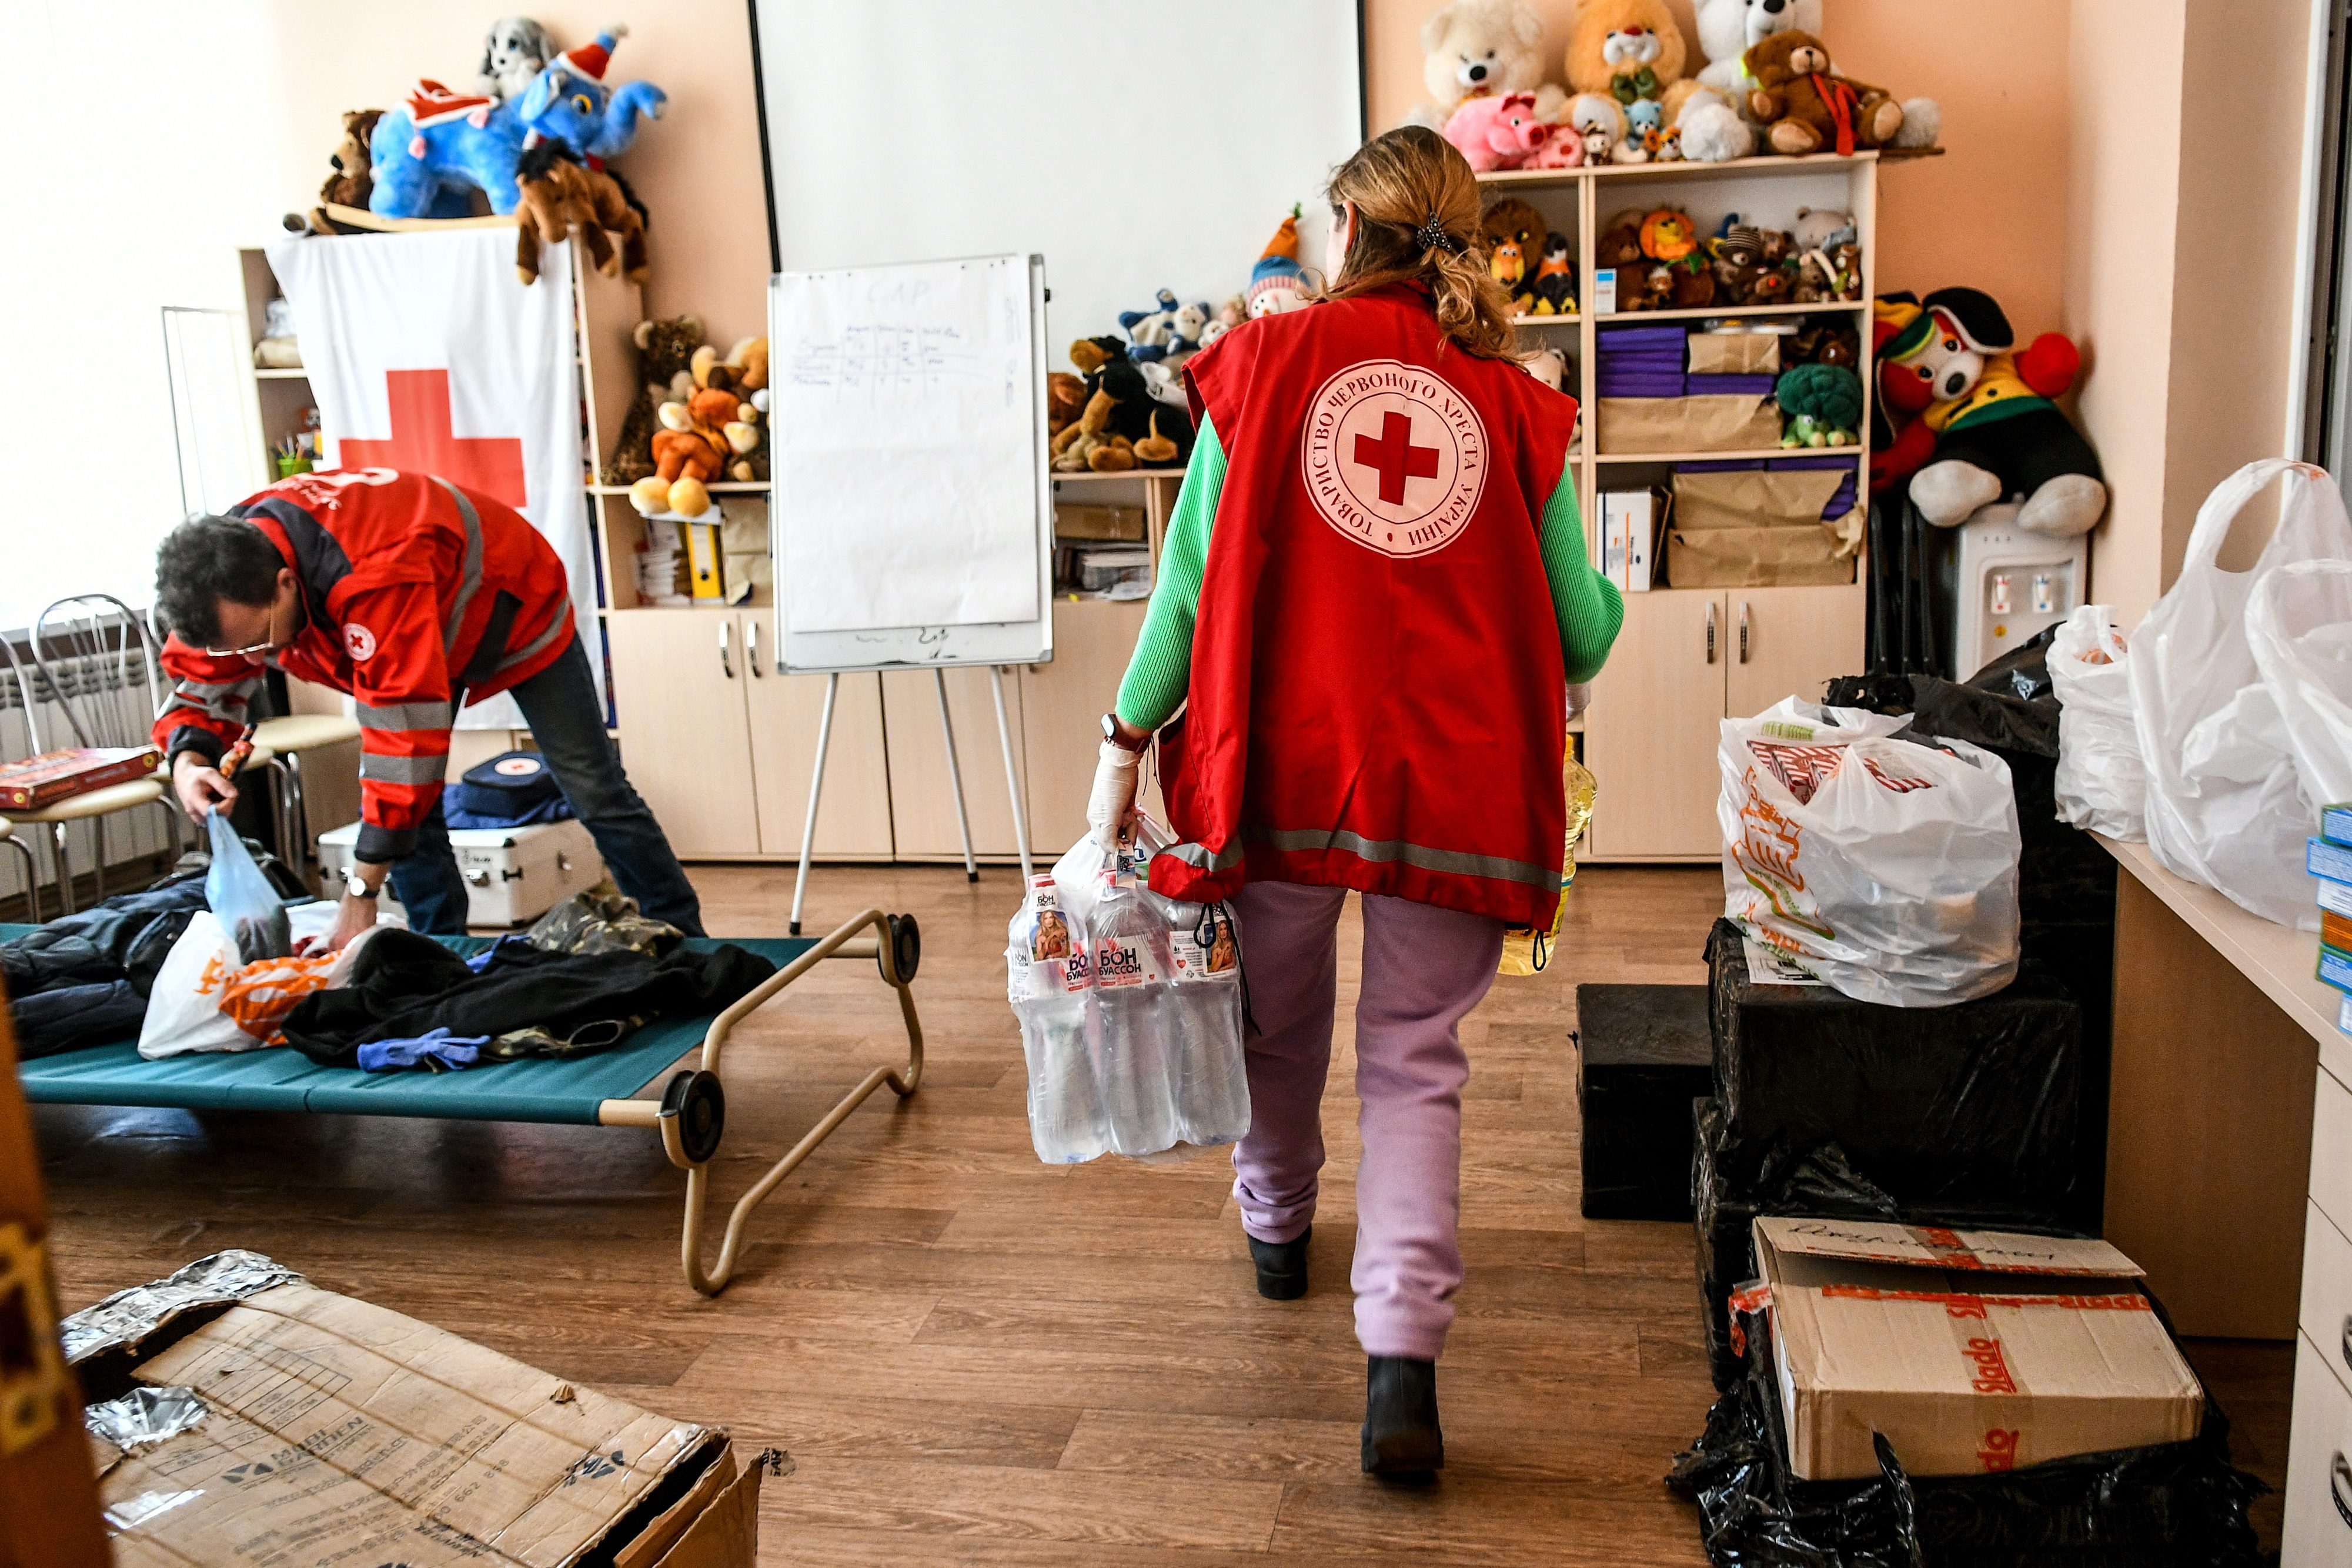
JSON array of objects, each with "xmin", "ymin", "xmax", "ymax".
[
  {"xmin": 1617, "ymin": 99, "xmax": 1671, "ymax": 164},
  {"xmin": 1444, "ymin": 91, "xmax": 1554, "ymax": 172},
  {"xmin": 1134, "ymin": 412, "xmax": 1182, "ymax": 466},
  {"xmin": 1482, "ymin": 198, "xmax": 1547, "ymax": 311},
  {"xmin": 1528, "ymin": 232, "xmax": 1576, "ymax": 314},
  {"xmin": 1694, "ymin": 0, "xmax": 1941, "ymax": 152},
  {"xmin": 1051, "ymin": 392, "xmax": 1135, "ymax": 474},
  {"xmin": 1248, "ymin": 210, "xmax": 1308, "ymax": 319},
  {"xmin": 1742, "ymin": 31, "xmax": 1906, "ymax": 155},
  {"xmin": 1792, "ymin": 206, "xmax": 1857, "ymax": 252},
  {"xmin": 1199, "ymin": 296, "xmax": 1246, "ymax": 350},
  {"xmin": 1563, "ymin": 93, "xmax": 1621, "ymax": 165},
  {"xmin": 513, "ymin": 142, "xmax": 649, "ymax": 285},
  {"xmin": 1564, "ymin": 0, "xmax": 1753, "ymax": 164},
  {"xmin": 283, "ymin": 109, "xmax": 385, "ymax": 235},
  {"xmin": 516, "ymin": 26, "xmax": 667, "ymax": 163},
  {"xmin": 1874, "ymin": 287, "xmax": 2107, "ymax": 536},
  {"xmin": 1776, "ymin": 363, "xmax": 1862, "ymax": 447},
  {"xmin": 1521, "ymin": 119, "xmax": 1588, "ymax": 168},
  {"xmin": 477, "ymin": 16, "xmax": 557, "ymax": 102},
  {"xmin": 1118, "ymin": 289, "xmax": 1182, "ymax": 361},
  {"xmin": 1064, "ymin": 335, "xmax": 1195, "ymax": 467},
  {"xmin": 1047, "ymin": 372, "xmax": 1087, "ymax": 442},
  {"xmin": 603, "ymin": 315, "xmax": 702, "ymax": 485},
  {"xmin": 1402, "ymin": 0, "xmax": 1568, "ymax": 131}
]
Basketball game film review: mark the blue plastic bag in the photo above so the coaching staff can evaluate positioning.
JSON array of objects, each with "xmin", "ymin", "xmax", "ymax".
[{"xmin": 205, "ymin": 808, "xmax": 289, "ymax": 964}]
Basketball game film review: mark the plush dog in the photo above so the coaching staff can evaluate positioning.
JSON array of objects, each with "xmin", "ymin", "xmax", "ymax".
[
  {"xmin": 1743, "ymin": 31, "xmax": 1906, "ymax": 155},
  {"xmin": 477, "ymin": 16, "xmax": 557, "ymax": 102}
]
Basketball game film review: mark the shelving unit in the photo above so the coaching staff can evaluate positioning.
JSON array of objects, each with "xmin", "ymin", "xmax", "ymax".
[{"xmin": 1478, "ymin": 149, "xmax": 1893, "ymax": 861}]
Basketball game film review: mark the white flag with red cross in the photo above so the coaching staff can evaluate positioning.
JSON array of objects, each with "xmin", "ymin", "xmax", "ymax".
[{"xmin": 263, "ymin": 228, "xmax": 597, "ymax": 725}]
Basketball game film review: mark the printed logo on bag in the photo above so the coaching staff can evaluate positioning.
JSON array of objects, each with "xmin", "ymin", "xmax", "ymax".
[
  {"xmin": 1730, "ymin": 768, "xmax": 1837, "ymax": 940},
  {"xmin": 493, "ymin": 757, "xmax": 541, "ymax": 777},
  {"xmin": 343, "ymin": 623, "xmax": 378, "ymax": 662},
  {"xmin": 1302, "ymin": 359, "xmax": 1487, "ymax": 558},
  {"xmin": 1861, "ymin": 754, "xmax": 1936, "ymax": 793},
  {"xmin": 1748, "ymin": 741, "xmax": 1846, "ymax": 805}
]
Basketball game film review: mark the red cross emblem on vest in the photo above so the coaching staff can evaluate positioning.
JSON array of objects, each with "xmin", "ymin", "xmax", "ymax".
[
  {"xmin": 1302, "ymin": 359, "xmax": 1488, "ymax": 559},
  {"xmin": 339, "ymin": 369, "xmax": 527, "ymax": 507}
]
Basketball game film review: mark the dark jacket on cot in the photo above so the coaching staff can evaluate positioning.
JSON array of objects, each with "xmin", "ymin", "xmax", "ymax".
[{"xmin": 4, "ymin": 880, "xmax": 211, "ymax": 1058}]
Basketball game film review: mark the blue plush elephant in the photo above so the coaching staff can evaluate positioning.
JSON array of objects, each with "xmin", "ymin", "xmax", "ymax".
[{"xmin": 368, "ymin": 26, "xmax": 666, "ymax": 220}]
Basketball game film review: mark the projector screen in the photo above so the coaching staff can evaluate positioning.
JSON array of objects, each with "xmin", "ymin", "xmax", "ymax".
[{"xmin": 751, "ymin": 1, "xmax": 1365, "ymax": 355}]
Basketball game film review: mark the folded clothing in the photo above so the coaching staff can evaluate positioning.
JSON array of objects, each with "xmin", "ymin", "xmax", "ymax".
[
  {"xmin": 1685, "ymin": 373, "xmax": 1777, "ymax": 396},
  {"xmin": 12, "ymin": 981, "xmax": 147, "ymax": 1061},
  {"xmin": 279, "ymin": 928, "xmax": 778, "ymax": 1067},
  {"xmin": 1597, "ymin": 326, "xmax": 1688, "ymax": 351}
]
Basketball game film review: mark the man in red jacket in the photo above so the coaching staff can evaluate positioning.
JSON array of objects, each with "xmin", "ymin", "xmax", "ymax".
[{"xmin": 152, "ymin": 467, "xmax": 701, "ymax": 949}]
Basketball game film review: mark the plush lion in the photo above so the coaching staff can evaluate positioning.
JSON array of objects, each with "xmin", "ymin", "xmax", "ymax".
[
  {"xmin": 1743, "ymin": 31, "xmax": 1906, "ymax": 155},
  {"xmin": 1563, "ymin": 0, "xmax": 1752, "ymax": 163}
]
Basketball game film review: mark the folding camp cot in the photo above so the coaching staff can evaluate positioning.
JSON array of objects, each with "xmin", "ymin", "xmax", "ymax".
[{"xmin": 12, "ymin": 908, "xmax": 924, "ymax": 1295}]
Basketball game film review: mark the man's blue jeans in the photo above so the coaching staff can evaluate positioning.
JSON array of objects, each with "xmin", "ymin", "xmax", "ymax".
[{"xmin": 387, "ymin": 634, "xmax": 704, "ymax": 935}]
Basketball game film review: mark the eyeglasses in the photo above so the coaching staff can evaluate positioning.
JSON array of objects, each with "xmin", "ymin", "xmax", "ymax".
[{"xmin": 203, "ymin": 596, "xmax": 285, "ymax": 659}]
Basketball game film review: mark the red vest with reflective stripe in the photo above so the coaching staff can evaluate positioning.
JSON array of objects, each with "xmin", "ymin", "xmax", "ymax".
[{"xmin": 1148, "ymin": 286, "xmax": 1580, "ymax": 927}]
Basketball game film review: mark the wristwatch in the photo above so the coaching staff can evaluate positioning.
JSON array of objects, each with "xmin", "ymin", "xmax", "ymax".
[
  {"xmin": 1101, "ymin": 712, "xmax": 1148, "ymax": 753},
  {"xmin": 345, "ymin": 870, "xmax": 380, "ymax": 901}
]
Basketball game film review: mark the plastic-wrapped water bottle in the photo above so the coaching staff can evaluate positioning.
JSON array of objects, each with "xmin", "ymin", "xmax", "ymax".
[
  {"xmin": 1090, "ymin": 867, "xmax": 1182, "ymax": 1155},
  {"xmin": 1008, "ymin": 875, "xmax": 1108, "ymax": 1163},
  {"xmin": 1167, "ymin": 899, "xmax": 1250, "ymax": 1146}
]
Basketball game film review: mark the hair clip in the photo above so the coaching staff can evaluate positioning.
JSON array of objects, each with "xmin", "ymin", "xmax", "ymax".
[{"xmin": 1416, "ymin": 214, "xmax": 1465, "ymax": 256}]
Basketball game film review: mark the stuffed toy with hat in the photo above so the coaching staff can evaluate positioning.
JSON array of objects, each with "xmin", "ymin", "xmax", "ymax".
[
  {"xmin": 1873, "ymin": 287, "xmax": 2107, "ymax": 537},
  {"xmin": 1403, "ymin": 0, "xmax": 1568, "ymax": 131},
  {"xmin": 1693, "ymin": 0, "xmax": 1940, "ymax": 150},
  {"xmin": 1563, "ymin": 0, "xmax": 1753, "ymax": 164},
  {"xmin": 1248, "ymin": 209, "xmax": 1308, "ymax": 319},
  {"xmin": 1742, "ymin": 31, "xmax": 1909, "ymax": 155},
  {"xmin": 517, "ymin": 25, "xmax": 669, "ymax": 162}
]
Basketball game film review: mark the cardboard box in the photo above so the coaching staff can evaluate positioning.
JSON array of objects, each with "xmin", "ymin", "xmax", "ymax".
[
  {"xmin": 68, "ymin": 1254, "xmax": 760, "ymax": 1567},
  {"xmin": 1667, "ymin": 526, "xmax": 1855, "ymax": 588},
  {"xmin": 1602, "ymin": 489, "xmax": 1661, "ymax": 591},
  {"xmin": 1596, "ymin": 394, "xmax": 1782, "ymax": 454},
  {"xmin": 1750, "ymin": 1217, "xmax": 2203, "ymax": 1482},
  {"xmin": 0, "ymin": 747, "xmax": 160, "ymax": 811},
  {"xmin": 1672, "ymin": 469, "xmax": 1845, "ymax": 533}
]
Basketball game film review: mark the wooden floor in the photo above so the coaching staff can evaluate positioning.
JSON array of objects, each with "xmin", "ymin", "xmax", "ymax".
[{"xmin": 32, "ymin": 862, "xmax": 2291, "ymax": 1562}]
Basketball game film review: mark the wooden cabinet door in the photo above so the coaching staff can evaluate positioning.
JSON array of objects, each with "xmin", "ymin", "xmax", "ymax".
[
  {"xmin": 604, "ymin": 609, "xmax": 760, "ymax": 857},
  {"xmin": 1582, "ymin": 590, "xmax": 1726, "ymax": 860},
  {"xmin": 880, "ymin": 666, "xmax": 1032, "ymax": 859},
  {"xmin": 1722, "ymin": 584, "xmax": 1867, "ymax": 718},
  {"xmin": 746, "ymin": 664, "xmax": 894, "ymax": 858},
  {"xmin": 1018, "ymin": 599, "xmax": 1164, "ymax": 849}
]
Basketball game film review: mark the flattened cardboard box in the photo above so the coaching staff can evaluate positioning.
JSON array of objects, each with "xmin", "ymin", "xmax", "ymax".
[
  {"xmin": 87, "ymin": 1279, "xmax": 758, "ymax": 1567},
  {"xmin": 1750, "ymin": 1217, "xmax": 2203, "ymax": 1482}
]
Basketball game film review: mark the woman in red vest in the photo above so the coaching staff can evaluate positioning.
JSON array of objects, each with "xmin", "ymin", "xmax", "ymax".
[{"xmin": 1091, "ymin": 127, "xmax": 1623, "ymax": 1475}]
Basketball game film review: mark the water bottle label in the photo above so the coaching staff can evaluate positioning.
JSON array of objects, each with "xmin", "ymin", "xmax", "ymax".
[
  {"xmin": 1094, "ymin": 934, "xmax": 1150, "ymax": 988},
  {"xmin": 1061, "ymin": 948, "xmax": 1093, "ymax": 992},
  {"xmin": 1171, "ymin": 909, "xmax": 1241, "ymax": 981},
  {"xmin": 1025, "ymin": 906, "xmax": 1077, "ymax": 964}
]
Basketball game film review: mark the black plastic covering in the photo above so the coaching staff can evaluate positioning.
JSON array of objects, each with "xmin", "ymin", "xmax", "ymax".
[
  {"xmin": 1692, "ymin": 1098, "xmax": 2080, "ymax": 1390},
  {"xmin": 1667, "ymin": 1290, "xmax": 2268, "ymax": 1567},
  {"xmin": 1577, "ymin": 984, "xmax": 1713, "ymax": 1221}
]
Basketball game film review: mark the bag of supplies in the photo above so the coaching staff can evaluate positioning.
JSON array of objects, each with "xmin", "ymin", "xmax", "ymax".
[
  {"xmin": 1008, "ymin": 815, "xmax": 1250, "ymax": 1164},
  {"xmin": 1719, "ymin": 697, "xmax": 2021, "ymax": 1008},
  {"xmin": 2250, "ymin": 559, "xmax": 2352, "ymax": 814},
  {"xmin": 2132, "ymin": 460, "xmax": 2351, "ymax": 928},
  {"xmin": 206, "ymin": 807, "xmax": 290, "ymax": 964},
  {"xmin": 1499, "ymin": 745, "xmax": 1597, "ymax": 976},
  {"xmin": 138, "ymin": 902, "xmax": 352, "ymax": 1059},
  {"xmin": 2048, "ymin": 604, "xmax": 2146, "ymax": 840}
]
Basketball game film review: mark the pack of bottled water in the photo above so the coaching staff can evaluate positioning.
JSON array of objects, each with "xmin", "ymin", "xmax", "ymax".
[{"xmin": 1006, "ymin": 821, "xmax": 1249, "ymax": 1164}]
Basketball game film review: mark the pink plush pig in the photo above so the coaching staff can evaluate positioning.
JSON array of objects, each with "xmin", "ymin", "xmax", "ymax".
[{"xmin": 1442, "ymin": 92, "xmax": 1550, "ymax": 172}]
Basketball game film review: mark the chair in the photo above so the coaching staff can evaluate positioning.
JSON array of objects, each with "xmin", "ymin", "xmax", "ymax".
[
  {"xmin": 253, "ymin": 711, "xmax": 362, "ymax": 885},
  {"xmin": 0, "ymin": 818, "xmax": 38, "ymax": 922}
]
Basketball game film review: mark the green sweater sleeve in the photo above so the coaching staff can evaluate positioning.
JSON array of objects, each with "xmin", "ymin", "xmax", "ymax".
[
  {"xmin": 1539, "ymin": 465, "xmax": 1625, "ymax": 684},
  {"xmin": 1112, "ymin": 420, "xmax": 1622, "ymax": 730},
  {"xmin": 1114, "ymin": 413, "xmax": 1224, "ymax": 731}
]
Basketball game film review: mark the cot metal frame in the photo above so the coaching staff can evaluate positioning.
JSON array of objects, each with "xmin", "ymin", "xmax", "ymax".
[{"xmin": 594, "ymin": 906, "xmax": 925, "ymax": 1295}]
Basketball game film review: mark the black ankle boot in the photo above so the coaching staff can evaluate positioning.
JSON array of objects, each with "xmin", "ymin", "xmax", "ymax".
[
  {"xmin": 1362, "ymin": 1355, "xmax": 1444, "ymax": 1476},
  {"xmin": 1247, "ymin": 1225, "xmax": 1310, "ymax": 1300}
]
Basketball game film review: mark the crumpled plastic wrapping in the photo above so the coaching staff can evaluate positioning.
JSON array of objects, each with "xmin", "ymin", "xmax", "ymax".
[
  {"xmin": 83, "ymin": 1386, "xmax": 209, "ymax": 1453},
  {"xmin": 59, "ymin": 1249, "xmax": 302, "ymax": 1365},
  {"xmin": 1667, "ymin": 1290, "xmax": 2267, "ymax": 1567},
  {"xmin": 525, "ymin": 885, "xmax": 682, "ymax": 958}
]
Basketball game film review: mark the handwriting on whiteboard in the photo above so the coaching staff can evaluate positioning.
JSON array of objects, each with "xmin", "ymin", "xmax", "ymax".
[{"xmin": 788, "ymin": 323, "xmax": 1011, "ymax": 402}]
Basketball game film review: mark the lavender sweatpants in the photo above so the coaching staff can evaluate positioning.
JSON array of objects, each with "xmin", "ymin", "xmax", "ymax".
[{"xmin": 1228, "ymin": 880, "xmax": 1505, "ymax": 1360}]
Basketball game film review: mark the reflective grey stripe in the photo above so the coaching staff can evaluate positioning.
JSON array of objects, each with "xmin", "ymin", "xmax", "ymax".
[
  {"xmin": 434, "ymin": 479, "xmax": 485, "ymax": 657},
  {"xmin": 358, "ymin": 751, "xmax": 449, "ymax": 785},
  {"xmin": 170, "ymin": 676, "xmax": 259, "ymax": 721},
  {"xmin": 355, "ymin": 700, "xmax": 453, "ymax": 731},
  {"xmin": 1167, "ymin": 827, "xmax": 1557, "ymax": 889},
  {"xmin": 496, "ymin": 601, "xmax": 573, "ymax": 673}
]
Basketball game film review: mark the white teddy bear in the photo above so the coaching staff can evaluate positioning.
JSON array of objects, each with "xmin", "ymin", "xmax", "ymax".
[{"xmin": 1403, "ymin": 0, "xmax": 1568, "ymax": 131}]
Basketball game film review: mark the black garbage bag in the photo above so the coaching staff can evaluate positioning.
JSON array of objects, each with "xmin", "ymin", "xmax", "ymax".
[{"xmin": 1668, "ymin": 1295, "xmax": 2267, "ymax": 1567}]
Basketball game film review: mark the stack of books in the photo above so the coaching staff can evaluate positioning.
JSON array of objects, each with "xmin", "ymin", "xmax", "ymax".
[{"xmin": 2307, "ymin": 805, "xmax": 2352, "ymax": 1032}]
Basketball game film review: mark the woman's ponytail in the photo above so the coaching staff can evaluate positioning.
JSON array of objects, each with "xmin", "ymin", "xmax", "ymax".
[{"xmin": 1315, "ymin": 126, "xmax": 1519, "ymax": 361}]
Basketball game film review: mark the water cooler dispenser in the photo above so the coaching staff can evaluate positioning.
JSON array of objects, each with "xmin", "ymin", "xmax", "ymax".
[{"xmin": 1930, "ymin": 502, "xmax": 2090, "ymax": 680}]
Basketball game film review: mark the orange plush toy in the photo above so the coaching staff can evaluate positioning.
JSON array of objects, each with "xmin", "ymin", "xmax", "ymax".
[{"xmin": 633, "ymin": 423, "xmax": 725, "ymax": 518}]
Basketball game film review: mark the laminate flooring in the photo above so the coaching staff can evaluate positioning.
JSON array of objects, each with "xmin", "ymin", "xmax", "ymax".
[{"xmin": 31, "ymin": 862, "xmax": 2290, "ymax": 1562}]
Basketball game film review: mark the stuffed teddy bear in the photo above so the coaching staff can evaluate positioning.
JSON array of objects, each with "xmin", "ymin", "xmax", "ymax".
[
  {"xmin": 1873, "ymin": 287, "xmax": 2107, "ymax": 536},
  {"xmin": 284, "ymin": 109, "xmax": 385, "ymax": 235},
  {"xmin": 1743, "ymin": 31, "xmax": 1906, "ymax": 155},
  {"xmin": 1563, "ymin": 0, "xmax": 1752, "ymax": 163},
  {"xmin": 1482, "ymin": 198, "xmax": 1548, "ymax": 312},
  {"xmin": 603, "ymin": 316, "xmax": 703, "ymax": 486},
  {"xmin": 1403, "ymin": 0, "xmax": 1568, "ymax": 131},
  {"xmin": 1443, "ymin": 92, "xmax": 1553, "ymax": 172},
  {"xmin": 693, "ymin": 337, "xmax": 769, "ymax": 482},
  {"xmin": 1521, "ymin": 346, "xmax": 1568, "ymax": 392},
  {"xmin": 1792, "ymin": 206, "xmax": 1856, "ymax": 253},
  {"xmin": 1047, "ymin": 372, "xmax": 1087, "ymax": 440}
]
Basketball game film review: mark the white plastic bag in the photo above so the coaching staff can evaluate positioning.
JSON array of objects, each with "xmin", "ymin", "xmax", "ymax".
[
  {"xmin": 2131, "ymin": 460, "xmax": 2350, "ymax": 928},
  {"xmin": 138, "ymin": 903, "xmax": 348, "ymax": 1059},
  {"xmin": 2048, "ymin": 604, "xmax": 2145, "ymax": 840},
  {"xmin": 1719, "ymin": 697, "xmax": 2022, "ymax": 1008},
  {"xmin": 206, "ymin": 809, "xmax": 290, "ymax": 963},
  {"xmin": 2251, "ymin": 558, "xmax": 2352, "ymax": 812}
]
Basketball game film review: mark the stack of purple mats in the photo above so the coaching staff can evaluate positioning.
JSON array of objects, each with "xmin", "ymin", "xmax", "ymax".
[
  {"xmin": 1596, "ymin": 325, "xmax": 1688, "ymax": 398},
  {"xmin": 1676, "ymin": 454, "xmax": 1858, "ymax": 521}
]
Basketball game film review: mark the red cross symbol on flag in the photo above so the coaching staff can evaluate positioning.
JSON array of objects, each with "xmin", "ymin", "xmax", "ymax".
[
  {"xmin": 1351, "ymin": 410, "xmax": 1442, "ymax": 506},
  {"xmin": 339, "ymin": 369, "xmax": 527, "ymax": 507}
]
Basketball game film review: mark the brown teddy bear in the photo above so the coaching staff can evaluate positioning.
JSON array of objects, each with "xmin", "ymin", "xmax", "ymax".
[
  {"xmin": 1743, "ymin": 32, "xmax": 1906, "ymax": 155},
  {"xmin": 283, "ymin": 110, "xmax": 383, "ymax": 235},
  {"xmin": 603, "ymin": 317, "xmax": 704, "ymax": 486}
]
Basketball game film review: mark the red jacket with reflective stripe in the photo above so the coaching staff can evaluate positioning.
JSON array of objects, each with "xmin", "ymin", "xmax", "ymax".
[
  {"xmin": 153, "ymin": 469, "xmax": 574, "ymax": 862},
  {"xmin": 1148, "ymin": 287, "xmax": 1579, "ymax": 927}
]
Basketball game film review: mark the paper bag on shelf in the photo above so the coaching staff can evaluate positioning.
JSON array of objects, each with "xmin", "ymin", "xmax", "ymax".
[
  {"xmin": 1596, "ymin": 395, "xmax": 1782, "ymax": 454},
  {"xmin": 1672, "ymin": 469, "xmax": 1845, "ymax": 531},
  {"xmin": 1686, "ymin": 333, "xmax": 1782, "ymax": 375},
  {"xmin": 1667, "ymin": 524, "xmax": 1855, "ymax": 588}
]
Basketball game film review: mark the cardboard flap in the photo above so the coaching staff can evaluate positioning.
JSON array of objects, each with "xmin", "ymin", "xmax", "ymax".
[
  {"xmin": 652, "ymin": 1451, "xmax": 763, "ymax": 1568},
  {"xmin": 1753, "ymin": 1218, "xmax": 2143, "ymax": 1279}
]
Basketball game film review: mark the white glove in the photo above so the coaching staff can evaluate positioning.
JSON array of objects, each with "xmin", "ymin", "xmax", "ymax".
[
  {"xmin": 1565, "ymin": 683, "xmax": 1593, "ymax": 723},
  {"xmin": 1087, "ymin": 740, "xmax": 1142, "ymax": 848}
]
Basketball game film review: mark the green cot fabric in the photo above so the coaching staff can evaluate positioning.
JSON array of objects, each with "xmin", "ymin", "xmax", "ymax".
[
  {"xmin": 1112, "ymin": 415, "xmax": 1623, "ymax": 731},
  {"xmin": 10, "ymin": 932, "xmax": 811, "ymax": 1125}
]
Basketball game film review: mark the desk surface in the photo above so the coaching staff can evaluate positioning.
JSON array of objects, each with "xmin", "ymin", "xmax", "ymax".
[{"xmin": 2097, "ymin": 834, "xmax": 2349, "ymax": 1091}]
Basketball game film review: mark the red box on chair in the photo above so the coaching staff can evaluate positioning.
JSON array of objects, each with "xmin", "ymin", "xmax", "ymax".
[{"xmin": 0, "ymin": 747, "xmax": 160, "ymax": 810}]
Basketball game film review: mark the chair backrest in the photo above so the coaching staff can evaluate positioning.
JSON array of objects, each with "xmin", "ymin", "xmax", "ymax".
[{"xmin": 27, "ymin": 594, "xmax": 171, "ymax": 754}]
